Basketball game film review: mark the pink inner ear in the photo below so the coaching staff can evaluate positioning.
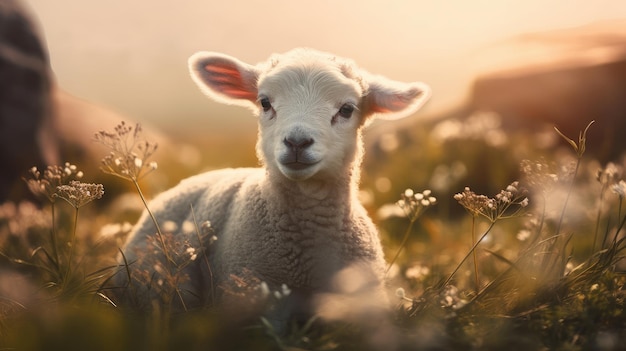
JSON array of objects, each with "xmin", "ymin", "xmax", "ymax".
[
  {"xmin": 203, "ymin": 64, "xmax": 257, "ymax": 100},
  {"xmin": 370, "ymin": 89, "xmax": 420, "ymax": 113}
]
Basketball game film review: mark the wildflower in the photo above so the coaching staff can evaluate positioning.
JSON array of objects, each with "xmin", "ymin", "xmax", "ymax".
[
  {"xmin": 281, "ymin": 283, "xmax": 291, "ymax": 297},
  {"xmin": 520, "ymin": 197, "xmax": 529, "ymax": 207},
  {"xmin": 405, "ymin": 264, "xmax": 430, "ymax": 280},
  {"xmin": 24, "ymin": 163, "xmax": 84, "ymax": 202},
  {"xmin": 0, "ymin": 202, "xmax": 49, "ymax": 236},
  {"xmin": 186, "ymin": 247, "xmax": 198, "ymax": 261},
  {"xmin": 395, "ymin": 287, "xmax": 406, "ymax": 299},
  {"xmin": 259, "ymin": 281, "xmax": 270, "ymax": 298},
  {"xmin": 200, "ymin": 220, "xmax": 213, "ymax": 236},
  {"xmin": 516, "ymin": 229, "xmax": 531, "ymax": 241},
  {"xmin": 162, "ymin": 221, "xmax": 178, "ymax": 233},
  {"xmin": 95, "ymin": 121, "xmax": 159, "ymax": 181},
  {"xmin": 386, "ymin": 189, "xmax": 437, "ymax": 274},
  {"xmin": 181, "ymin": 221, "xmax": 196, "ymax": 234},
  {"xmin": 597, "ymin": 163, "xmax": 623, "ymax": 187},
  {"xmin": 439, "ymin": 285, "xmax": 467, "ymax": 310},
  {"xmin": 55, "ymin": 181, "xmax": 104, "ymax": 208},
  {"xmin": 453, "ymin": 187, "xmax": 492, "ymax": 218},
  {"xmin": 397, "ymin": 188, "xmax": 437, "ymax": 221},
  {"xmin": 611, "ymin": 180, "xmax": 626, "ymax": 198},
  {"xmin": 99, "ymin": 222, "xmax": 133, "ymax": 239},
  {"xmin": 454, "ymin": 182, "xmax": 528, "ymax": 222},
  {"xmin": 520, "ymin": 158, "xmax": 560, "ymax": 194}
]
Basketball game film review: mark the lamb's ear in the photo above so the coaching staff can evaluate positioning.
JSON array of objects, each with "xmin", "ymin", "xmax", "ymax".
[
  {"xmin": 362, "ymin": 76, "xmax": 431, "ymax": 120},
  {"xmin": 189, "ymin": 51, "xmax": 259, "ymax": 109}
]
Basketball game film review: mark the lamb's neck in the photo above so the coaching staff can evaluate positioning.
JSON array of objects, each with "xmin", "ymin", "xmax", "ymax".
[{"xmin": 269, "ymin": 174, "xmax": 357, "ymax": 214}]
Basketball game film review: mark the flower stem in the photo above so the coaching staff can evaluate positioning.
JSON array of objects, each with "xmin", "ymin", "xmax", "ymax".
[
  {"xmin": 132, "ymin": 179, "xmax": 175, "ymax": 271},
  {"xmin": 385, "ymin": 218, "xmax": 417, "ymax": 276},
  {"xmin": 441, "ymin": 221, "xmax": 495, "ymax": 288},
  {"xmin": 63, "ymin": 207, "xmax": 80, "ymax": 287},
  {"xmin": 555, "ymin": 156, "xmax": 581, "ymax": 238},
  {"xmin": 471, "ymin": 215, "xmax": 480, "ymax": 291},
  {"xmin": 592, "ymin": 185, "xmax": 606, "ymax": 252},
  {"xmin": 50, "ymin": 202, "xmax": 60, "ymax": 271}
]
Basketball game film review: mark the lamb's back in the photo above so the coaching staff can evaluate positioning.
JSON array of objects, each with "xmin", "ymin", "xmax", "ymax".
[{"xmin": 122, "ymin": 167, "xmax": 263, "ymax": 262}]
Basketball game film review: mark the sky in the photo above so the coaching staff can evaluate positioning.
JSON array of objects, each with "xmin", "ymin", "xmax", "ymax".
[{"xmin": 24, "ymin": 0, "xmax": 626, "ymax": 132}]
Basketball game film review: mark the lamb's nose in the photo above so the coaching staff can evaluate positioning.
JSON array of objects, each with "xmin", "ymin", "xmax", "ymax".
[{"xmin": 283, "ymin": 136, "xmax": 314, "ymax": 152}]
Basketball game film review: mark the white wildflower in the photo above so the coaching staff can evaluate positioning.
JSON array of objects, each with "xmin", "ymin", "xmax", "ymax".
[
  {"xmin": 405, "ymin": 264, "xmax": 430, "ymax": 280},
  {"xmin": 162, "ymin": 220, "xmax": 178, "ymax": 233},
  {"xmin": 181, "ymin": 221, "xmax": 196, "ymax": 234},
  {"xmin": 281, "ymin": 283, "xmax": 291, "ymax": 297},
  {"xmin": 259, "ymin": 282, "xmax": 270, "ymax": 298},
  {"xmin": 395, "ymin": 287, "xmax": 406, "ymax": 299},
  {"xmin": 611, "ymin": 180, "xmax": 626, "ymax": 198},
  {"xmin": 186, "ymin": 247, "xmax": 197, "ymax": 261},
  {"xmin": 516, "ymin": 229, "xmax": 531, "ymax": 242}
]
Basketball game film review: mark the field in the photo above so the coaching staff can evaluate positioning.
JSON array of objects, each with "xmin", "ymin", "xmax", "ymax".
[{"xmin": 0, "ymin": 115, "xmax": 624, "ymax": 350}]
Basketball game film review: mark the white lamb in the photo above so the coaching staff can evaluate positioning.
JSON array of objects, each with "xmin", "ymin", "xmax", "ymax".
[{"xmin": 115, "ymin": 48, "xmax": 430, "ymax": 324}]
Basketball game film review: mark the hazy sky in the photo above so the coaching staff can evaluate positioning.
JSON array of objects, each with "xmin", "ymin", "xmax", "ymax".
[{"xmin": 25, "ymin": 0, "xmax": 626, "ymax": 131}]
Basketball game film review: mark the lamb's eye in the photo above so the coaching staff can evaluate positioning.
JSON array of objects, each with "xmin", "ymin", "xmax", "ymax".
[
  {"xmin": 338, "ymin": 103, "xmax": 355, "ymax": 118},
  {"xmin": 260, "ymin": 97, "xmax": 272, "ymax": 112}
]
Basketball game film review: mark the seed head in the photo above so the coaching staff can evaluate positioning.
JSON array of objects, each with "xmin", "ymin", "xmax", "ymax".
[
  {"xmin": 56, "ymin": 181, "xmax": 104, "ymax": 208},
  {"xmin": 397, "ymin": 188, "xmax": 437, "ymax": 221},
  {"xmin": 24, "ymin": 163, "xmax": 85, "ymax": 203},
  {"xmin": 95, "ymin": 122, "xmax": 158, "ymax": 181},
  {"xmin": 455, "ymin": 182, "xmax": 528, "ymax": 221},
  {"xmin": 611, "ymin": 180, "xmax": 626, "ymax": 198}
]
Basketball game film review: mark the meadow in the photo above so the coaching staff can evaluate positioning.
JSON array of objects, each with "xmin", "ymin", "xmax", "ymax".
[{"xmin": 0, "ymin": 114, "xmax": 624, "ymax": 350}]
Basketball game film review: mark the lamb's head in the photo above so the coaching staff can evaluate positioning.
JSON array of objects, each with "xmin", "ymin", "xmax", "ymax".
[{"xmin": 189, "ymin": 48, "xmax": 430, "ymax": 182}]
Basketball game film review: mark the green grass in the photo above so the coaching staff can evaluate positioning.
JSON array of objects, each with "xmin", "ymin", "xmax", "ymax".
[{"xmin": 0, "ymin": 117, "xmax": 624, "ymax": 350}]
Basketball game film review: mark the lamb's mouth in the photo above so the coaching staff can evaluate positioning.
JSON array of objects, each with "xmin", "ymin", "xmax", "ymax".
[{"xmin": 283, "ymin": 161, "xmax": 319, "ymax": 171}]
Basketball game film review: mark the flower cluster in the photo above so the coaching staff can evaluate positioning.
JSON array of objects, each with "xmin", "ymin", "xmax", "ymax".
[
  {"xmin": 454, "ymin": 182, "xmax": 528, "ymax": 222},
  {"xmin": 56, "ymin": 181, "xmax": 104, "ymax": 209},
  {"xmin": 596, "ymin": 162, "xmax": 623, "ymax": 188},
  {"xmin": 405, "ymin": 263, "xmax": 430, "ymax": 281},
  {"xmin": 612, "ymin": 180, "xmax": 626, "ymax": 198},
  {"xmin": 94, "ymin": 122, "xmax": 158, "ymax": 181},
  {"xmin": 0, "ymin": 201, "xmax": 49, "ymax": 237},
  {"xmin": 258, "ymin": 282, "xmax": 292, "ymax": 300},
  {"xmin": 439, "ymin": 285, "xmax": 467, "ymax": 311},
  {"xmin": 395, "ymin": 287, "xmax": 410, "ymax": 301},
  {"xmin": 397, "ymin": 188, "xmax": 437, "ymax": 221},
  {"xmin": 520, "ymin": 158, "xmax": 562, "ymax": 194},
  {"xmin": 25, "ymin": 163, "xmax": 84, "ymax": 202}
]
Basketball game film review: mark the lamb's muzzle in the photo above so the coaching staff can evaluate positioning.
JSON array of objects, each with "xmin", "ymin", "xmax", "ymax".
[{"xmin": 281, "ymin": 135, "xmax": 315, "ymax": 169}]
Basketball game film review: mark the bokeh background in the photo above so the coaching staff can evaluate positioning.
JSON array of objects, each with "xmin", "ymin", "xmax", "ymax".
[
  {"xmin": 2, "ymin": 0, "xmax": 622, "ymax": 196},
  {"xmin": 26, "ymin": 0, "xmax": 626, "ymax": 131}
]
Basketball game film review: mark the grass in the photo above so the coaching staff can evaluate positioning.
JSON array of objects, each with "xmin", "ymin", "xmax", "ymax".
[{"xmin": 0, "ymin": 117, "xmax": 624, "ymax": 350}]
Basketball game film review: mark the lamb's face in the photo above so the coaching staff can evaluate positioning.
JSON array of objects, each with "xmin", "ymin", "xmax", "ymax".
[
  {"xmin": 189, "ymin": 48, "xmax": 431, "ymax": 181},
  {"xmin": 256, "ymin": 62, "xmax": 365, "ymax": 181}
]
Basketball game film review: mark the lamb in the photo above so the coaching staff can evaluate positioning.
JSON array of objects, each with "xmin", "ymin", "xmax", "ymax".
[{"xmin": 114, "ymin": 48, "xmax": 430, "ymax": 324}]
